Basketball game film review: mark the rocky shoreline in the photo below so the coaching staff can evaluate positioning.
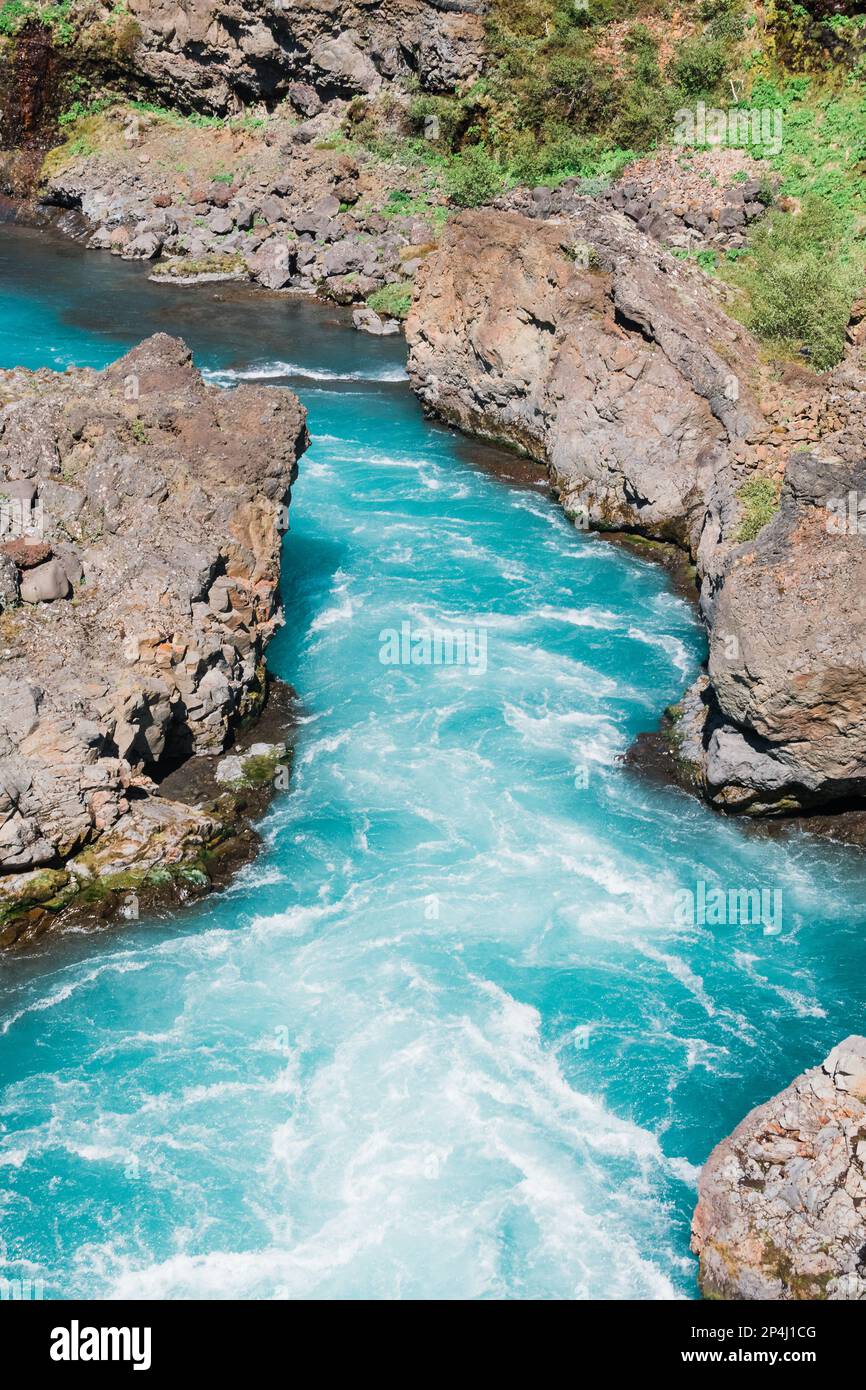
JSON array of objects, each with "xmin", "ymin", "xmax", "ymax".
[
  {"xmin": 406, "ymin": 204, "xmax": 866, "ymax": 819},
  {"xmin": 0, "ymin": 92, "xmax": 446, "ymax": 335},
  {"xmin": 0, "ymin": 332, "xmax": 308, "ymax": 947}
]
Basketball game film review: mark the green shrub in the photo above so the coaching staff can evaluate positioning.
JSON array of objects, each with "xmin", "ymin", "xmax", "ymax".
[
  {"xmin": 445, "ymin": 145, "xmax": 505, "ymax": 207},
  {"xmin": 669, "ymin": 37, "xmax": 730, "ymax": 95},
  {"xmin": 0, "ymin": 0, "xmax": 75, "ymax": 39},
  {"xmin": 367, "ymin": 282, "xmax": 414, "ymax": 320},
  {"xmin": 522, "ymin": 52, "xmax": 620, "ymax": 134},
  {"xmin": 732, "ymin": 197, "xmax": 862, "ymax": 369},
  {"xmin": 613, "ymin": 30, "xmax": 676, "ymax": 148},
  {"xmin": 699, "ymin": 0, "xmax": 745, "ymax": 41},
  {"xmin": 736, "ymin": 477, "xmax": 779, "ymax": 542}
]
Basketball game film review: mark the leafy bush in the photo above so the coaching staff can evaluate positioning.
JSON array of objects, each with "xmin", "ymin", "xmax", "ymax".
[
  {"xmin": 736, "ymin": 477, "xmax": 779, "ymax": 542},
  {"xmin": 669, "ymin": 37, "xmax": 730, "ymax": 95},
  {"xmin": 732, "ymin": 197, "xmax": 862, "ymax": 369},
  {"xmin": 612, "ymin": 25, "xmax": 676, "ymax": 148},
  {"xmin": 522, "ymin": 52, "xmax": 620, "ymax": 134},
  {"xmin": 445, "ymin": 145, "xmax": 505, "ymax": 207}
]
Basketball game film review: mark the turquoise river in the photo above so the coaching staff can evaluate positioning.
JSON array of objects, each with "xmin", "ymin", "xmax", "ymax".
[{"xmin": 0, "ymin": 224, "xmax": 864, "ymax": 1299}]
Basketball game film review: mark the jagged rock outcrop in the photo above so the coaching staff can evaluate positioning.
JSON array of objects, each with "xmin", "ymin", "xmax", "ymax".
[
  {"xmin": 407, "ymin": 205, "xmax": 866, "ymax": 815},
  {"xmin": 19, "ymin": 0, "xmax": 485, "ymax": 115},
  {"xmin": 124, "ymin": 0, "xmax": 485, "ymax": 108},
  {"xmin": 692, "ymin": 1038, "xmax": 866, "ymax": 1300},
  {"xmin": 0, "ymin": 333, "xmax": 307, "ymax": 942}
]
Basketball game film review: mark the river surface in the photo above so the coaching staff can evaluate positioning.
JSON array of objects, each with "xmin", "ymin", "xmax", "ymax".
[{"xmin": 0, "ymin": 224, "xmax": 864, "ymax": 1300}]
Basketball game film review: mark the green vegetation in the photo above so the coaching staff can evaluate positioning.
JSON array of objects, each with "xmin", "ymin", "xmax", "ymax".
[
  {"xmin": 366, "ymin": 282, "xmax": 414, "ymax": 320},
  {"xmin": 128, "ymin": 99, "xmax": 224, "ymax": 129},
  {"xmin": 445, "ymin": 144, "xmax": 505, "ymax": 207},
  {"xmin": 736, "ymin": 476, "xmax": 780, "ymax": 541},
  {"xmin": 726, "ymin": 196, "xmax": 861, "ymax": 369},
  {"xmin": 0, "ymin": 0, "xmax": 74, "ymax": 41},
  {"xmin": 715, "ymin": 77, "xmax": 866, "ymax": 369}
]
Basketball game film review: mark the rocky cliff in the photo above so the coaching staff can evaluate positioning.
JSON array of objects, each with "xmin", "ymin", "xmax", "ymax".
[
  {"xmin": 0, "ymin": 332, "xmax": 308, "ymax": 944},
  {"xmin": 124, "ymin": 0, "xmax": 485, "ymax": 109},
  {"xmin": 406, "ymin": 205, "xmax": 866, "ymax": 815},
  {"xmin": 0, "ymin": 0, "xmax": 484, "ymax": 128},
  {"xmin": 692, "ymin": 1037, "xmax": 866, "ymax": 1300}
]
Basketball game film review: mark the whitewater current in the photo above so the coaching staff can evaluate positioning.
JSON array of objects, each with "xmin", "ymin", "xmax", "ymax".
[{"xmin": 0, "ymin": 225, "xmax": 865, "ymax": 1300}]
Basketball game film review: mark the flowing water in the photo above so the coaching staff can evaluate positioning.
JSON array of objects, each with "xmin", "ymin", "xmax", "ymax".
[{"xmin": 0, "ymin": 224, "xmax": 865, "ymax": 1300}]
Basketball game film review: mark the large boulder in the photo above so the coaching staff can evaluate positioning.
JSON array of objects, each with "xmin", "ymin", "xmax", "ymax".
[
  {"xmin": 407, "ymin": 206, "xmax": 764, "ymax": 560},
  {"xmin": 692, "ymin": 1038, "xmax": 866, "ymax": 1300},
  {"xmin": 18, "ymin": 557, "xmax": 70, "ymax": 603}
]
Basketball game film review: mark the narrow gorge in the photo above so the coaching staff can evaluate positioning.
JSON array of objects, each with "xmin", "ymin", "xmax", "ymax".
[{"xmin": 0, "ymin": 0, "xmax": 865, "ymax": 1317}]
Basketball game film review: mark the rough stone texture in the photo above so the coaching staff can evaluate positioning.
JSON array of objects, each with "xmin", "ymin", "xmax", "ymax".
[
  {"xmin": 122, "ymin": 0, "xmax": 485, "ymax": 110},
  {"xmin": 407, "ymin": 205, "xmax": 866, "ymax": 814},
  {"xmin": 0, "ymin": 333, "xmax": 307, "ymax": 921},
  {"xmin": 501, "ymin": 147, "xmax": 775, "ymax": 254},
  {"xmin": 704, "ymin": 453, "xmax": 866, "ymax": 812},
  {"xmin": 407, "ymin": 204, "xmax": 765, "ymax": 567},
  {"xmin": 692, "ymin": 1038, "xmax": 866, "ymax": 1300}
]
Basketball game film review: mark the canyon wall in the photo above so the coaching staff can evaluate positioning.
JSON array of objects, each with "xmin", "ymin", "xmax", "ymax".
[
  {"xmin": 123, "ymin": 0, "xmax": 486, "ymax": 108},
  {"xmin": 0, "ymin": 0, "xmax": 485, "ymax": 134}
]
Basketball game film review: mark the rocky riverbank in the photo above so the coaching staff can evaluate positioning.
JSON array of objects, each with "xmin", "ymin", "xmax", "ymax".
[
  {"xmin": 5, "ymin": 97, "xmax": 444, "ymax": 332},
  {"xmin": 406, "ymin": 203, "xmax": 866, "ymax": 817},
  {"xmin": 0, "ymin": 332, "xmax": 308, "ymax": 946},
  {"xmin": 692, "ymin": 1038, "xmax": 866, "ymax": 1300}
]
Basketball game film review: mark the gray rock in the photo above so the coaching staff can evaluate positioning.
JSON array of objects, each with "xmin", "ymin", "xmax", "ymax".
[
  {"xmin": 692, "ymin": 1038, "xmax": 866, "ymax": 1300},
  {"xmin": 123, "ymin": 231, "xmax": 163, "ymax": 260},
  {"xmin": 322, "ymin": 237, "xmax": 367, "ymax": 277},
  {"xmin": 247, "ymin": 240, "xmax": 294, "ymax": 290},
  {"xmin": 207, "ymin": 210, "xmax": 235, "ymax": 236},
  {"xmin": 353, "ymin": 307, "xmax": 400, "ymax": 336},
  {"xmin": 309, "ymin": 33, "xmax": 382, "ymax": 94},
  {"xmin": 287, "ymin": 82, "xmax": 322, "ymax": 117},
  {"xmin": 19, "ymin": 558, "xmax": 71, "ymax": 603}
]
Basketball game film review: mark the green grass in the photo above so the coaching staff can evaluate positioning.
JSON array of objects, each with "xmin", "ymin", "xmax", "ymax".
[
  {"xmin": 736, "ymin": 476, "xmax": 780, "ymax": 541},
  {"xmin": 366, "ymin": 282, "xmax": 414, "ymax": 320},
  {"xmin": 0, "ymin": 0, "xmax": 74, "ymax": 40}
]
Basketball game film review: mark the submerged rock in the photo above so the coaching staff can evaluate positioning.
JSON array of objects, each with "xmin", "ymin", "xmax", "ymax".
[
  {"xmin": 0, "ymin": 333, "xmax": 308, "ymax": 944},
  {"xmin": 692, "ymin": 1038, "xmax": 866, "ymax": 1300}
]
